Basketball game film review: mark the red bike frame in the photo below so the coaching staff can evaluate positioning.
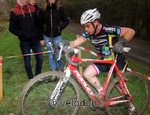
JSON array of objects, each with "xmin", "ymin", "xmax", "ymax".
[{"xmin": 67, "ymin": 55, "xmax": 132, "ymax": 107}]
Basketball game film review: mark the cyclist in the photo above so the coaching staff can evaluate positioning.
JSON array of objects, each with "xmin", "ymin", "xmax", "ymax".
[{"xmin": 61, "ymin": 8, "xmax": 135, "ymax": 95}]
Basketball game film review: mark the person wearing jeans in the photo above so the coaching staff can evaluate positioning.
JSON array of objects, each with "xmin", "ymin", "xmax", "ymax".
[
  {"xmin": 20, "ymin": 41, "xmax": 43, "ymax": 79},
  {"xmin": 44, "ymin": 35, "xmax": 62, "ymax": 71},
  {"xmin": 39, "ymin": 0, "xmax": 69, "ymax": 71}
]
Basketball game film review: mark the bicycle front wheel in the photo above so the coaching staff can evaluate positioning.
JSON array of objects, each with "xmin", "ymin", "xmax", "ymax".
[
  {"xmin": 105, "ymin": 72, "xmax": 150, "ymax": 115},
  {"xmin": 19, "ymin": 71, "xmax": 81, "ymax": 115}
]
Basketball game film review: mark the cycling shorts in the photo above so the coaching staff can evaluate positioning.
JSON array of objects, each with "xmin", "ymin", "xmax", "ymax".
[{"xmin": 92, "ymin": 55, "xmax": 127, "ymax": 75}]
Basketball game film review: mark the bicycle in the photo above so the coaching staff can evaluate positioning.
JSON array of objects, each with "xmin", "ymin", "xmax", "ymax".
[{"xmin": 19, "ymin": 43, "xmax": 150, "ymax": 115}]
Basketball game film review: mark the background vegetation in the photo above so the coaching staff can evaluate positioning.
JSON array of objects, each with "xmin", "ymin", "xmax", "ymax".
[{"xmin": 0, "ymin": 0, "xmax": 150, "ymax": 39}]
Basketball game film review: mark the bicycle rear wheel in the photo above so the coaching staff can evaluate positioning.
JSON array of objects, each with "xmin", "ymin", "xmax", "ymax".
[
  {"xmin": 19, "ymin": 71, "xmax": 80, "ymax": 115},
  {"xmin": 105, "ymin": 72, "xmax": 150, "ymax": 115}
]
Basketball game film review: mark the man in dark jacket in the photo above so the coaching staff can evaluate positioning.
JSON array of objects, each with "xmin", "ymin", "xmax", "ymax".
[{"xmin": 9, "ymin": 0, "xmax": 43, "ymax": 80}]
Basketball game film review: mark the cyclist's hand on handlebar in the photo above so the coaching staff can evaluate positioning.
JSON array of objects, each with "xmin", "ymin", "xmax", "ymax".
[
  {"xmin": 113, "ymin": 43, "xmax": 124, "ymax": 53},
  {"xmin": 59, "ymin": 40, "xmax": 70, "ymax": 47},
  {"xmin": 58, "ymin": 40, "xmax": 74, "ymax": 53},
  {"xmin": 113, "ymin": 37, "xmax": 128, "ymax": 53},
  {"xmin": 57, "ymin": 40, "xmax": 77, "ymax": 66}
]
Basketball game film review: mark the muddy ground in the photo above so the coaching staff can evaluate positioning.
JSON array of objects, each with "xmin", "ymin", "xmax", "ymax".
[{"xmin": 66, "ymin": 22, "xmax": 150, "ymax": 68}]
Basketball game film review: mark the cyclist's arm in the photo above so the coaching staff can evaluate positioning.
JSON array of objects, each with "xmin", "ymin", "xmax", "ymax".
[
  {"xmin": 120, "ymin": 27, "xmax": 135, "ymax": 41},
  {"xmin": 70, "ymin": 36, "xmax": 86, "ymax": 48}
]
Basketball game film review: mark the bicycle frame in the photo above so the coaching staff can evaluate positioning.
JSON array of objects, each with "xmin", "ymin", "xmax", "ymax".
[
  {"xmin": 67, "ymin": 54, "xmax": 132, "ymax": 107},
  {"xmin": 19, "ymin": 43, "xmax": 149, "ymax": 115}
]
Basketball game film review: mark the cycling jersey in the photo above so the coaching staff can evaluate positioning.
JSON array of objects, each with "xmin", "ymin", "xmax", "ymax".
[
  {"xmin": 81, "ymin": 24, "xmax": 127, "ymax": 74},
  {"xmin": 81, "ymin": 24, "xmax": 122, "ymax": 59}
]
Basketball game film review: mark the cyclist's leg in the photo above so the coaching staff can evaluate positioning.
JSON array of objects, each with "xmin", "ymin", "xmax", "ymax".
[
  {"xmin": 83, "ymin": 63, "xmax": 109, "ymax": 92},
  {"xmin": 116, "ymin": 54, "xmax": 127, "ymax": 73},
  {"xmin": 84, "ymin": 63, "xmax": 110, "ymax": 93}
]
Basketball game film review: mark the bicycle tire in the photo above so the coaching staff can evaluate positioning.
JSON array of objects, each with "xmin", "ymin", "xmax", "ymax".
[
  {"xmin": 19, "ymin": 71, "xmax": 81, "ymax": 115},
  {"xmin": 105, "ymin": 72, "xmax": 150, "ymax": 115}
]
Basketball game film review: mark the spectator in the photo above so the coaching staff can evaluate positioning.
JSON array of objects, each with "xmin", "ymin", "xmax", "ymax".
[
  {"xmin": 39, "ymin": 0, "xmax": 69, "ymax": 73},
  {"xmin": 9, "ymin": 0, "xmax": 43, "ymax": 80}
]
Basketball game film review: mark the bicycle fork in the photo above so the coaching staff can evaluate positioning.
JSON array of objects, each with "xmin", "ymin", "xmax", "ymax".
[{"xmin": 49, "ymin": 68, "xmax": 71, "ymax": 107}]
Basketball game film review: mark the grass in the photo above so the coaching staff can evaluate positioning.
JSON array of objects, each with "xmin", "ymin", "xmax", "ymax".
[{"xmin": 0, "ymin": 22, "xmax": 150, "ymax": 115}]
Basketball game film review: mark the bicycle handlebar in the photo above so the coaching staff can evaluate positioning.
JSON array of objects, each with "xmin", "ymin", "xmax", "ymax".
[
  {"xmin": 57, "ymin": 43, "xmax": 78, "ymax": 66},
  {"xmin": 109, "ymin": 46, "xmax": 131, "ymax": 52},
  {"xmin": 57, "ymin": 42, "xmax": 131, "ymax": 66}
]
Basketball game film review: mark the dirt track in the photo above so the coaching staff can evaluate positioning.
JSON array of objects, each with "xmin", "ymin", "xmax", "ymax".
[{"xmin": 66, "ymin": 22, "xmax": 150, "ymax": 67}]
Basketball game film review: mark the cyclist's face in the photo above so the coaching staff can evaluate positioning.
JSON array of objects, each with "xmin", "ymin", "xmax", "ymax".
[{"xmin": 83, "ymin": 21, "xmax": 97, "ymax": 35}]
